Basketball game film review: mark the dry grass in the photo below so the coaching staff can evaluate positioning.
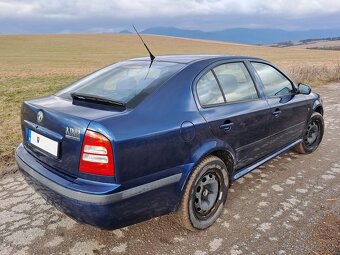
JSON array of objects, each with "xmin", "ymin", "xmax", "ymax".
[
  {"xmin": 1, "ymin": 34, "xmax": 340, "ymax": 174},
  {"xmin": 287, "ymin": 63, "xmax": 340, "ymax": 85}
]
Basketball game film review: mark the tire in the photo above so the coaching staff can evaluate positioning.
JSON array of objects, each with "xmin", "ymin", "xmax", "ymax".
[
  {"xmin": 176, "ymin": 156, "xmax": 229, "ymax": 231},
  {"xmin": 294, "ymin": 112, "xmax": 324, "ymax": 154}
]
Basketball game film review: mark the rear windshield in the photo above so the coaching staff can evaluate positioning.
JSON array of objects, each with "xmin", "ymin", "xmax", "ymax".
[{"xmin": 55, "ymin": 60, "xmax": 185, "ymax": 107}]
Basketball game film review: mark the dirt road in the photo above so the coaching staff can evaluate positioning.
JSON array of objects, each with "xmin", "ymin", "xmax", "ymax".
[{"xmin": 0, "ymin": 83, "xmax": 339, "ymax": 255}]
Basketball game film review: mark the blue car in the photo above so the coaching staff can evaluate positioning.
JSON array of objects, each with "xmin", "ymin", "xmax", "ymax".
[{"xmin": 16, "ymin": 55, "xmax": 324, "ymax": 230}]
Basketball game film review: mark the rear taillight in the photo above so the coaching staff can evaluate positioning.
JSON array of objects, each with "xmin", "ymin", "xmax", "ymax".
[{"xmin": 79, "ymin": 130, "xmax": 114, "ymax": 176}]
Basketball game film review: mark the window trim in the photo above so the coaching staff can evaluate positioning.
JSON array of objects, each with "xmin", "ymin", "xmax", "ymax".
[
  {"xmin": 194, "ymin": 60, "xmax": 262, "ymax": 108},
  {"xmin": 211, "ymin": 69, "xmax": 227, "ymax": 103},
  {"xmin": 196, "ymin": 70, "xmax": 226, "ymax": 107},
  {"xmin": 250, "ymin": 61, "xmax": 297, "ymax": 99}
]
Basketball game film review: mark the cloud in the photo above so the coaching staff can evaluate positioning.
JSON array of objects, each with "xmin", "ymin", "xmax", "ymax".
[
  {"xmin": 0, "ymin": 0, "xmax": 340, "ymax": 33},
  {"xmin": 2, "ymin": 0, "xmax": 340, "ymax": 18}
]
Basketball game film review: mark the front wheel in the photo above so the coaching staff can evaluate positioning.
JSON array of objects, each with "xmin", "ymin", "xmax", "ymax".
[
  {"xmin": 176, "ymin": 156, "xmax": 229, "ymax": 231},
  {"xmin": 294, "ymin": 112, "xmax": 324, "ymax": 154}
]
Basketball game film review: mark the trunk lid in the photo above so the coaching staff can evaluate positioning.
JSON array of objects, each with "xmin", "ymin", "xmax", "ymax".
[{"xmin": 21, "ymin": 95, "xmax": 122, "ymax": 177}]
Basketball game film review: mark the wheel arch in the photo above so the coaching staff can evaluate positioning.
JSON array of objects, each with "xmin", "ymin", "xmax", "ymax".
[
  {"xmin": 312, "ymin": 100, "xmax": 323, "ymax": 116},
  {"xmin": 210, "ymin": 150, "xmax": 235, "ymax": 180},
  {"xmin": 180, "ymin": 144, "xmax": 236, "ymax": 194}
]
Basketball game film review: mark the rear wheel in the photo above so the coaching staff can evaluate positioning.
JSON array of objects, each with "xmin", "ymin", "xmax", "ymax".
[
  {"xmin": 177, "ymin": 156, "xmax": 229, "ymax": 231},
  {"xmin": 294, "ymin": 112, "xmax": 324, "ymax": 154}
]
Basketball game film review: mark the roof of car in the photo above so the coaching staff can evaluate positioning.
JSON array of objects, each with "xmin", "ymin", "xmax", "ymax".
[{"xmin": 129, "ymin": 54, "xmax": 264, "ymax": 64}]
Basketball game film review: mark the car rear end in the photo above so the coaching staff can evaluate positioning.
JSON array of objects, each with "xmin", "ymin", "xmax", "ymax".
[
  {"xmin": 17, "ymin": 95, "xmax": 126, "ymax": 228},
  {"xmin": 16, "ymin": 60, "xmax": 185, "ymax": 229}
]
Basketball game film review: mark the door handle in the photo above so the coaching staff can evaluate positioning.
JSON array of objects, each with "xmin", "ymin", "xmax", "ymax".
[
  {"xmin": 272, "ymin": 108, "xmax": 282, "ymax": 117},
  {"xmin": 219, "ymin": 121, "xmax": 234, "ymax": 132}
]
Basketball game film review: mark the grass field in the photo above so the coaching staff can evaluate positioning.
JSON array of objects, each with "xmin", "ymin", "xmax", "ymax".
[{"xmin": 1, "ymin": 34, "xmax": 340, "ymax": 174}]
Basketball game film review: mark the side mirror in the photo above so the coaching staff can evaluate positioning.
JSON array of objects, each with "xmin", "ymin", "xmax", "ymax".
[{"xmin": 297, "ymin": 83, "xmax": 311, "ymax": 95}]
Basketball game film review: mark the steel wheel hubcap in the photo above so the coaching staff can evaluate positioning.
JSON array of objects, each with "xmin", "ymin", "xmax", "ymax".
[
  {"xmin": 305, "ymin": 121, "xmax": 319, "ymax": 146},
  {"xmin": 194, "ymin": 172, "xmax": 220, "ymax": 216}
]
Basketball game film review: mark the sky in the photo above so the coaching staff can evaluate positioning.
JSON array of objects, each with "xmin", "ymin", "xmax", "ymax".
[{"xmin": 1, "ymin": 0, "xmax": 340, "ymax": 34}]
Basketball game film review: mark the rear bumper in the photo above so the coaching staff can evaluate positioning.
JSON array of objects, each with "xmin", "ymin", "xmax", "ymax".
[{"xmin": 16, "ymin": 143, "xmax": 182, "ymax": 229}]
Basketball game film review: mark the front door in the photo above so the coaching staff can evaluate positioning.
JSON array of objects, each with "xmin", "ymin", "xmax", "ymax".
[{"xmin": 250, "ymin": 62, "xmax": 310, "ymax": 150}]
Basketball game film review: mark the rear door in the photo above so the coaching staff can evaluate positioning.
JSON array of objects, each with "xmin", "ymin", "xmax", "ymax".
[
  {"xmin": 250, "ymin": 62, "xmax": 310, "ymax": 150},
  {"xmin": 195, "ymin": 61, "xmax": 272, "ymax": 169}
]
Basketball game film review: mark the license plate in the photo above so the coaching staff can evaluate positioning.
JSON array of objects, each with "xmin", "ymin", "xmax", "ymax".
[{"xmin": 27, "ymin": 129, "xmax": 59, "ymax": 157}]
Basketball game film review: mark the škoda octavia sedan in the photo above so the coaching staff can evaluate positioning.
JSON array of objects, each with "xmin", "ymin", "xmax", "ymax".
[{"xmin": 16, "ymin": 55, "xmax": 324, "ymax": 230}]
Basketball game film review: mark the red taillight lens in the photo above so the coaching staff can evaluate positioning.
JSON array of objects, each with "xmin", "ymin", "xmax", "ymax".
[{"xmin": 79, "ymin": 130, "xmax": 114, "ymax": 176}]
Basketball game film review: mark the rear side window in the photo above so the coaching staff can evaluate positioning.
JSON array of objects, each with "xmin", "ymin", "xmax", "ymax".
[
  {"xmin": 196, "ymin": 71, "xmax": 224, "ymax": 106},
  {"xmin": 55, "ymin": 61, "xmax": 185, "ymax": 107},
  {"xmin": 251, "ymin": 62, "xmax": 293, "ymax": 97},
  {"xmin": 213, "ymin": 63, "xmax": 258, "ymax": 102}
]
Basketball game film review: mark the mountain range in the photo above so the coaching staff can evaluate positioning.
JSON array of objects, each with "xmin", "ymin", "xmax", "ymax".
[{"xmin": 120, "ymin": 27, "xmax": 340, "ymax": 45}]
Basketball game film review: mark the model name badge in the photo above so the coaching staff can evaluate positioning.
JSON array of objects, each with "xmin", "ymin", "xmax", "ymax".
[{"xmin": 65, "ymin": 127, "xmax": 80, "ymax": 141}]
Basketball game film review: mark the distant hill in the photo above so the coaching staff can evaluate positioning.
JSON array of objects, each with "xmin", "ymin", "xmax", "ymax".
[
  {"xmin": 119, "ymin": 30, "xmax": 132, "ymax": 34},
  {"xmin": 269, "ymin": 36, "xmax": 340, "ymax": 51},
  {"xmin": 140, "ymin": 27, "xmax": 340, "ymax": 45}
]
